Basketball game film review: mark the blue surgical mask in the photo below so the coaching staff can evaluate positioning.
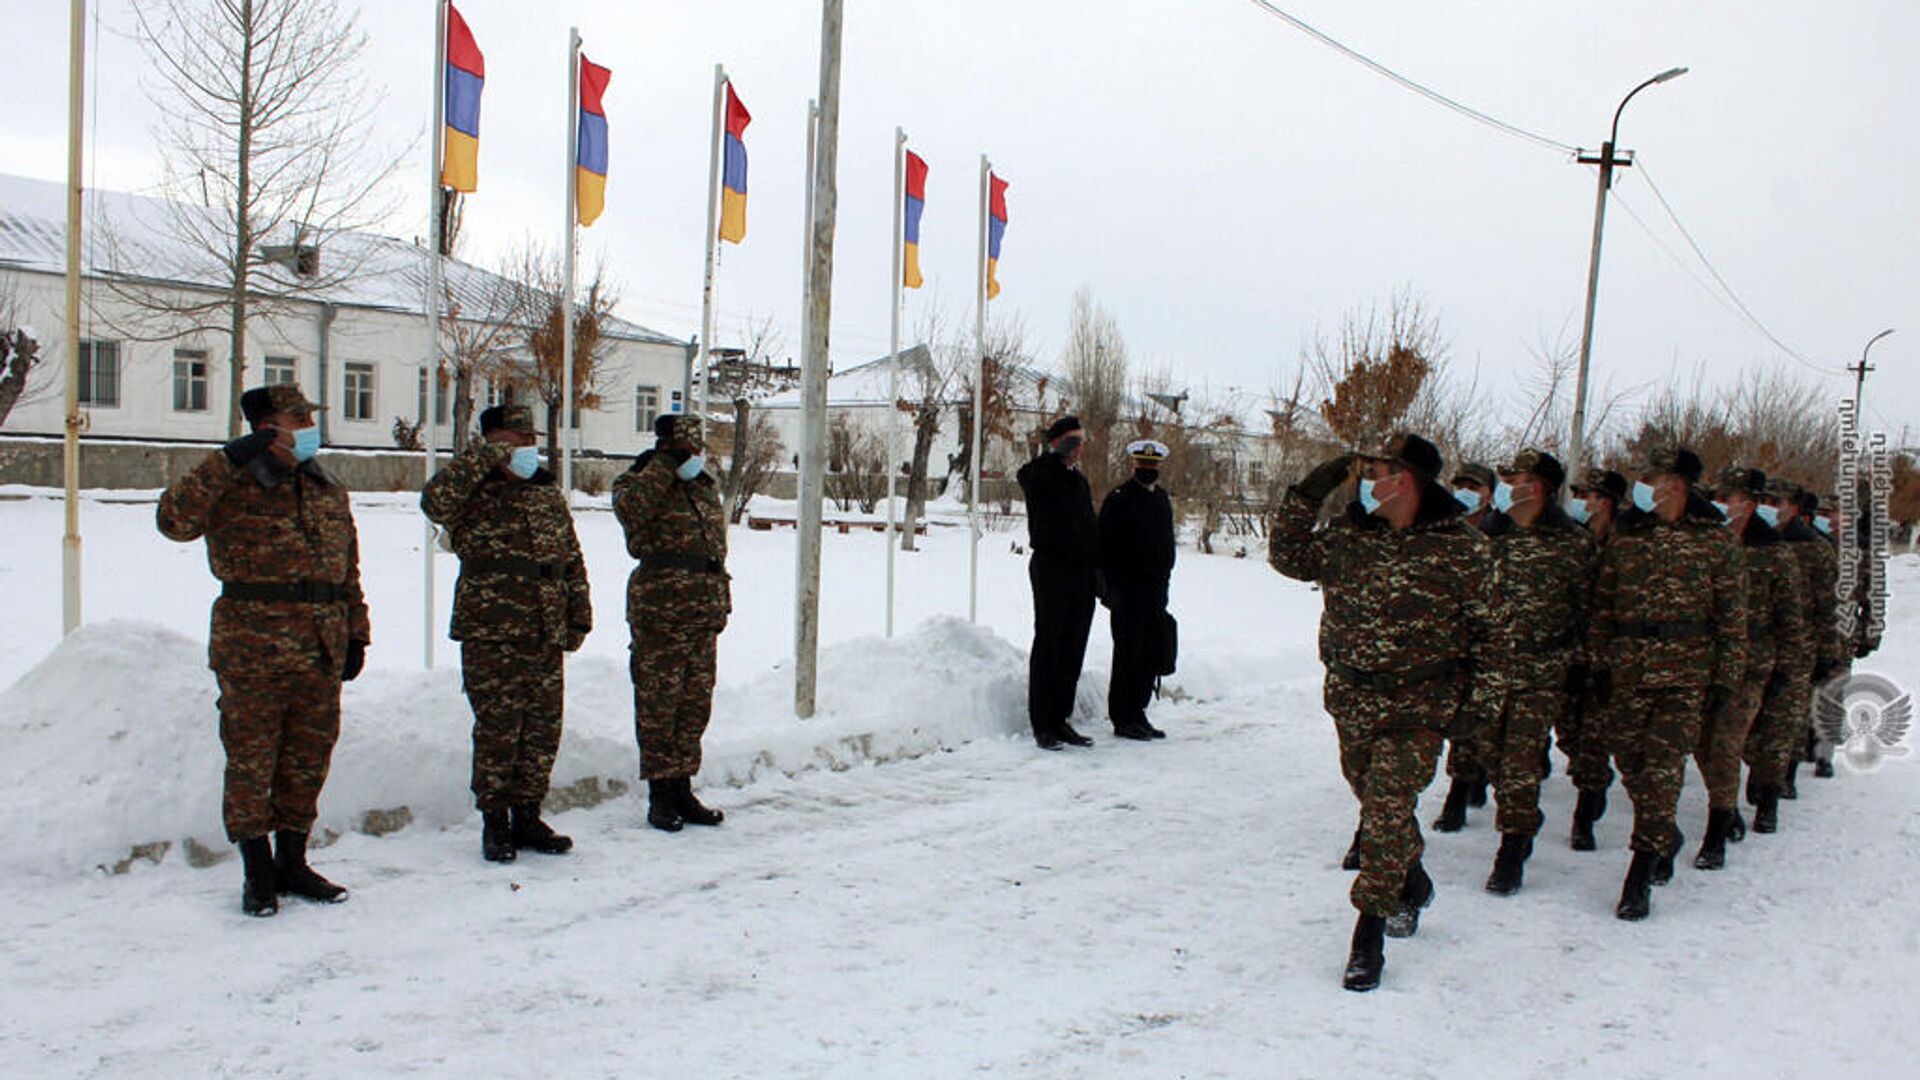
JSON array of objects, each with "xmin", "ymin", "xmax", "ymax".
[
  {"xmin": 1814, "ymin": 516, "xmax": 1833, "ymax": 536},
  {"xmin": 676, "ymin": 453, "xmax": 707, "ymax": 482},
  {"xmin": 1712, "ymin": 500, "xmax": 1730, "ymax": 522},
  {"xmin": 1492, "ymin": 482, "xmax": 1516, "ymax": 514},
  {"xmin": 507, "ymin": 446, "xmax": 541, "ymax": 479},
  {"xmin": 1632, "ymin": 480, "xmax": 1657, "ymax": 513},
  {"xmin": 1567, "ymin": 497, "xmax": 1592, "ymax": 524},
  {"xmin": 1452, "ymin": 488, "xmax": 1482, "ymax": 514},
  {"xmin": 291, "ymin": 426, "xmax": 322, "ymax": 462},
  {"xmin": 1358, "ymin": 478, "xmax": 1382, "ymax": 514},
  {"xmin": 1755, "ymin": 504, "xmax": 1779, "ymax": 529}
]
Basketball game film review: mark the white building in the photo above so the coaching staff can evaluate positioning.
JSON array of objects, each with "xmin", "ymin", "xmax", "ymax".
[{"xmin": 0, "ymin": 174, "xmax": 690, "ymax": 457}]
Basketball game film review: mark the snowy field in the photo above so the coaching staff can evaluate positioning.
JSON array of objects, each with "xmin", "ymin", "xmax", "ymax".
[{"xmin": 1, "ymin": 485, "xmax": 1916, "ymax": 1078}]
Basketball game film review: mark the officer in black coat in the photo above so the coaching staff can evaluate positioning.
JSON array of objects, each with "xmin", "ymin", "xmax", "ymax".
[
  {"xmin": 1016, "ymin": 416, "xmax": 1100, "ymax": 749},
  {"xmin": 1099, "ymin": 439, "xmax": 1176, "ymax": 740}
]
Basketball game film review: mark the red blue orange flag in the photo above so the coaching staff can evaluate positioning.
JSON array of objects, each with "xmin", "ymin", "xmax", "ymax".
[
  {"xmin": 902, "ymin": 152, "xmax": 928, "ymax": 289},
  {"xmin": 440, "ymin": 4, "xmax": 484, "ymax": 193},
  {"xmin": 718, "ymin": 84, "xmax": 750, "ymax": 243},
  {"xmin": 986, "ymin": 173, "xmax": 1008, "ymax": 300},
  {"xmin": 576, "ymin": 56, "xmax": 611, "ymax": 227}
]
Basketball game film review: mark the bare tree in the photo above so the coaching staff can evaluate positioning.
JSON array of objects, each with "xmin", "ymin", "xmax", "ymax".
[
  {"xmin": 948, "ymin": 314, "xmax": 1029, "ymax": 508},
  {"xmin": 824, "ymin": 413, "xmax": 887, "ymax": 513},
  {"xmin": 1059, "ymin": 288, "xmax": 1129, "ymax": 501},
  {"xmin": 0, "ymin": 277, "xmax": 45, "ymax": 427},
  {"xmin": 438, "ymin": 267, "xmax": 530, "ymax": 451},
  {"xmin": 114, "ymin": 0, "xmax": 406, "ymax": 436},
  {"xmin": 1309, "ymin": 291, "xmax": 1442, "ymax": 454},
  {"xmin": 713, "ymin": 316, "xmax": 797, "ymax": 522},
  {"xmin": 513, "ymin": 246, "xmax": 620, "ymax": 461}
]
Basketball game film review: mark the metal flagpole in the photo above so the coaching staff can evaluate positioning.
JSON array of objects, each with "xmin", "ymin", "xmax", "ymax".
[
  {"xmin": 61, "ymin": 0, "xmax": 85, "ymax": 637},
  {"xmin": 967, "ymin": 155, "xmax": 988, "ymax": 623},
  {"xmin": 560, "ymin": 28, "xmax": 579, "ymax": 500},
  {"xmin": 696, "ymin": 64, "xmax": 727, "ymax": 423},
  {"xmin": 885, "ymin": 127, "xmax": 905, "ymax": 638},
  {"xmin": 421, "ymin": 0, "xmax": 447, "ymax": 669}
]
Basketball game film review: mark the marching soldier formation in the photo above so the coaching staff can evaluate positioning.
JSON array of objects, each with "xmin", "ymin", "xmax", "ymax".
[{"xmin": 158, "ymin": 383, "xmax": 1876, "ymax": 999}]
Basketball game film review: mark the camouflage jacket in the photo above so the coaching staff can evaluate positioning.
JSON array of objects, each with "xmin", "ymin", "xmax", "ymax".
[
  {"xmin": 1268, "ymin": 482, "xmax": 1507, "ymax": 720},
  {"xmin": 612, "ymin": 451, "xmax": 731, "ymax": 631},
  {"xmin": 421, "ymin": 441, "xmax": 590, "ymax": 647},
  {"xmin": 1780, "ymin": 519, "xmax": 1843, "ymax": 670},
  {"xmin": 1587, "ymin": 492, "xmax": 1747, "ymax": 693},
  {"xmin": 1730, "ymin": 515, "xmax": 1806, "ymax": 685},
  {"xmin": 156, "ymin": 449, "xmax": 370, "ymax": 677},
  {"xmin": 1480, "ymin": 504, "xmax": 1596, "ymax": 690}
]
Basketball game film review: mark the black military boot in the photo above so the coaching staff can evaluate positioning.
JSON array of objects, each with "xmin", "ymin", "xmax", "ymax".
[
  {"xmin": 1341, "ymin": 827, "xmax": 1362, "ymax": 871},
  {"xmin": 1432, "ymin": 780, "xmax": 1470, "ymax": 833},
  {"xmin": 1813, "ymin": 756, "xmax": 1835, "ymax": 779},
  {"xmin": 238, "ymin": 836, "xmax": 278, "ymax": 918},
  {"xmin": 1727, "ymin": 808, "xmax": 1747, "ymax": 843},
  {"xmin": 1745, "ymin": 770, "xmax": 1762, "ymax": 807},
  {"xmin": 1384, "ymin": 861, "xmax": 1434, "ymax": 939},
  {"xmin": 674, "ymin": 778, "xmax": 725, "ymax": 827},
  {"xmin": 481, "ymin": 809, "xmax": 516, "ymax": 863},
  {"xmin": 1651, "ymin": 831, "xmax": 1683, "ymax": 886},
  {"xmin": 1615, "ymin": 851, "xmax": 1656, "ymax": 921},
  {"xmin": 511, "ymin": 804, "xmax": 573, "ymax": 854},
  {"xmin": 1485, "ymin": 834, "xmax": 1533, "ymax": 896},
  {"xmin": 647, "ymin": 780, "xmax": 684, "ymax": 832},
  {"xmin": 1782, "ymin": 760, "xmax": 1800, "ymax": 800},
  {"xmin": 1570, "ymin": 790, "xmax": 1606, "ymax": 852},
  {"xmin": 274, "ymin": 830, "xmax": 348, "ymax": 903},
  {"xmin": 1342, "ymin": 913, "xmax": 1387, "ymax": 992},
  {"xmin": 1693, "ymin": 809, "xmax": 1731, "ymax": 871},
  {"xmin": 1466, "ymin": 777, "xmax": 1489, "ymax": 809},
  {"xmin": 1752, "ymin": 786, "xmax": 1780, "ymax": 834}
]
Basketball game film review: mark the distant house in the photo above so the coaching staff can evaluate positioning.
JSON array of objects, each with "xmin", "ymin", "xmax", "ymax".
[{"xmin": 0, "ymin": 174, "xmax": 691, "ymax": 456}]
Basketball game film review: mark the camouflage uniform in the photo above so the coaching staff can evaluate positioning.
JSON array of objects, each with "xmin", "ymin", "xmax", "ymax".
[
  {"xmin": 1588, "ymin": 460, "xmax": 1746, "ymax": 858},
  {"xmin": 1269, "ymin": 444, "xmax": 1506, "ymax": 918},
  {"xmin": 421, "ymin": 423, "xmax": 591, "ymax": 812},
  {"xmin": 155, "ymin": 386, "xmax": 369, "ymax": 843},
  {"xmin": 1442, "ymin": 462, "xmax": 1498, "ymax": 791},
  {"xmin": 1770, "ymin": 484, "xmax": 1841, "ymax": 783},
  {"xmin": 1559, "ymin": 467, "xmax": 1627, "ymax": 798},
  {"xmin": 612, "ymin": 416, "xmax": 731, "ymax": 781}
]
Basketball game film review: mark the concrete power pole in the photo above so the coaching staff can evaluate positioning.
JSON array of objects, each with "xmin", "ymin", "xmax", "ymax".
[{"xmin": 794, "ymin": 0, "xmax": 843, "ymax": 719}]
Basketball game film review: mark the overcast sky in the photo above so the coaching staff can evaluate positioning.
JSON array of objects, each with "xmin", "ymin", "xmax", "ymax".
[{"xmin": 6, "ymin": 0, "xmax": 1917, "ymax": 447}]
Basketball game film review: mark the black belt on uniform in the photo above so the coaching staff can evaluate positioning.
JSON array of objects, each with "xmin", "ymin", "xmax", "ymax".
[
  {"xmin": 1517, "ymin": 629, "xmax": 1576, "ymax": 655},
  {"xmin": 640, "ymin": 552, "xmax": 724, "ymax": 574},
  {"xmin": 1618, "ymin": 620, "xmax": 1711, "ymax": 641},
  {"xmin": 1326, "ymin": 657, "xmax": 1462, "ymax": 692},
  {"xmin": 463, "ymin": 556, "xmax": 568, "ymax": 581},
  {"xmin": 222, "ymin": 580, "xmax": 347, "ymax": 603}
]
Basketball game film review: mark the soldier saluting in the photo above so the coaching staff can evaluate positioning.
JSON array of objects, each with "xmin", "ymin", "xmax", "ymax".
[
  {"xmin": 422, "ymin": 405, "xmax": 591, "ymax": 864},
  {"xmin": 1268, "ymin": 433, "xmax": 1505, "ymax": 993},
  {"xmin": 157, "ymin": 383, "xmax": 368, "ymax": 917}
]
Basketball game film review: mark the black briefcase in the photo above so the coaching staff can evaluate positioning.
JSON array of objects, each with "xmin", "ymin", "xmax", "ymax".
[{"xmin": 1156, "ymin": 612, "xmax": 1179, "ymax": 677}]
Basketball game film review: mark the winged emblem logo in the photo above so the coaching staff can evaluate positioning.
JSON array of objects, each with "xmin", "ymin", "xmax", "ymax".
[{"xmin": 1815, "ymin": 673, "xmax": 1912, "ymax": 773}]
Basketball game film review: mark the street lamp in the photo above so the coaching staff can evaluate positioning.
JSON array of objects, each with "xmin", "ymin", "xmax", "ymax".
[
  {"xmin": 1851, "ymin": 328, "xmax": 1895, "ymax": 419},
  {"xmin": 1565, "ymin": 66, "xmax": 1688, "ymax": 488}
]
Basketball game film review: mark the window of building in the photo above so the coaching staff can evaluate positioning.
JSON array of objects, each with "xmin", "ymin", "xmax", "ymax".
[
  {"xmin": 172, "ymin": 349, "xmax": 209, "ymax": 412},
  {"xmin": 343, "ymin": 362, "xmax": 375, "ymax": 421},
  {"xmin": 1246, "ymin": 460, "xmax": 1264, "ymax": 488},
  {"xmin": 417, "ymin": 368, "xmax": 449, "ymax": 426},
  {"xmin": 635, "ymin": 385, "xmax": 660, "ymax": 432},
  {"xmin": 485, "ymin": 378, "xmax": 515, "ymax": 408},
  {"xmin": 78, "ymin": 340, "xmax": 120, "ymax": 407},
  {"xmin": 263, "ymin": 355, "xmax": 297, "ymax": 386}
]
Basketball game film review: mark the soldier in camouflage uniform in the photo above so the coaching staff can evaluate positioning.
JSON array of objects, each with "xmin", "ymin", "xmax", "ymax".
[
  {"xmin": 1269, "ymin": 433, "xmax": 1505, "ymax": 992},
  {"xmin": 613, "ymin": 414, "xmax": 731, "ymax": 833},
  {"xmin": 1562, "ymin": 467, "xmax": 1628, "ymax": 850},
  {"xmin": 1586, "ymin": 445, "xmax": 1745, "ymax": 921},
  {"xmin": 156, "ymin": 384, "xmax": 369, "ymax": 918},
  {"xmin": 1475, "ymin": 450, "xmax": 1594, "ymax": 896},
  {"xmin": 1807, "ymin": 489, "xmax": 1864, "ymax": 779},
  {"xmin": 422, "ymin": 405, "xmax": 591, "ymax": 864},
  {"xmin": 1432, "ymin": 463, "xmax": 1498, "ymax": 830},
  {"xmin": 1763, "ymin": 479, "xmax": 1841, "ymax": 805},
  {"xmin": 1693, "ymin": 467, "xmax": 1803, "ymax": 868}
]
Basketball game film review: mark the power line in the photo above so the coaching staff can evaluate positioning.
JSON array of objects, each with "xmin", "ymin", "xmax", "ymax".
[{"xmin": 1243, "ymin": 0, "xmax": 1578, "ymax": 155}]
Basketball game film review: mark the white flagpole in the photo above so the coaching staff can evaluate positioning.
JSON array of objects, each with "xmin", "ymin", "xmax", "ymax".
[
  {"xmin": 421, "ymin": 0, "xmax": 447, "ymax": 669},
  {"xmin": 968, "ymin": 155, "xmax": 988, "ymax": 623},
  {"xmin": 697, "ymin": 64, "xmax": 726, "ymax": 424},
  {"xmin": 60, "ymin": 0, "xmax": 85, "ymax": 637},
  {"xmin": 885, "ymin": 127, "xmax": 905, "ymax": 638},
  {"xmin": 561, "ymin": 28, "xmax": 579, "ymax": 500}
]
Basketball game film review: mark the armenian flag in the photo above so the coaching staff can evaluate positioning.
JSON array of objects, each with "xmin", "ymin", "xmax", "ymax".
[
  {"xmin": 576, "ymin": 55, "xmax": 611, "ymax": 227},
  {"xmin": 718, "ymin": 83, "xmax": 751, "ymax": 243},
  {"xmin": 986, "ymin": 173, "xmax": 1008, "ymax": 300},
  {"xmin": 902, "ymin": 151, "xmax": 927, "ymax": 289},
  {"xmin": 440, "ymin": 4, "xmax": 484, "ymax": 193}
]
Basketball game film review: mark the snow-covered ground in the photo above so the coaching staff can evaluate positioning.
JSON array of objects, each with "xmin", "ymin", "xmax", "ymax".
[{"xmin": 1, "ymin": 486, "xmax": 1916, "ymax": 1077}]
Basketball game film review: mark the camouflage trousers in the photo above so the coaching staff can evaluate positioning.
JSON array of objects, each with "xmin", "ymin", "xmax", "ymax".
[
  {"xmin": 1481, "ymin": 687, "xmax": 1564, "ymax": 836},
  {"xmin": 1556, "ymin": 694, "xmax": 1616, "ymax": 795},
  {"xmin": 631, "ymin": 623, "xmax": 718, "ymax": 780},
  {"xmin": 215, "ymin": 664, "xmax": 342, "ymax": 842},
  {"xmin": 1327, "ymin": 677, "xmax": 1447, "ymax": 917},
  {"xmin": 1608, "ymin": 684, "xmax": 1706, "ymax": 855},
  {"xmin": 1743, "ymin": 670, "xmax": 1811, "ymax": 788},
  {"xmin": 462, "ymin": 640, "xmax": 565, "ymax": 811},
  {"xmin": 1694, "ymin": 673, "xmax": 1765, "ymax": 810}
]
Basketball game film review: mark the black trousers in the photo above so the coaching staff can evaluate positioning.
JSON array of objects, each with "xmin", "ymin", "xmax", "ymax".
[
  {"xmin": 1107, "ymin": 599, "xmax": 1162, "ymax": 730},
  {"xmin": 1028, "ymin": 558, "xmax": 1096, "ymax": 738}
]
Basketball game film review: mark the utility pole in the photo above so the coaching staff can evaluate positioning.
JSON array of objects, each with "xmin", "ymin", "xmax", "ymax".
[
  {"xmin": 794, "ymin": 0, "xmax": 842, "ymax": 719},
  {"xmin": 1851, "ymin": 328, "xmax": 1895, "ymax": 421}
]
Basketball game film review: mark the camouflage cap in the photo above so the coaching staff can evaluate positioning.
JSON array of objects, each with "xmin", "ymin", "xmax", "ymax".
[
  {"xmin": 478, "ymin": 404, "xmax": 542, "ymax": 436},
  {"xmin": 1763, "ymin": 475, "xmax": 1803, "ymax": 502},
  {"xmin": 1361, "ymin": 432, "xmax": 1443, "ymax": 483},
  {"xmin": 1451, "ymin": 462, "xmax": 1495, "ymax": 489},
  {"xmin": 656, "ymin": 413, "xmax": 706, "ymax": 451},
  {"xmin": 1794, "ymin": 487, "xmax": 1820, "ymax": 514},
  {"xmin": 1634, "ymin": 444, "xmax": 1703, "ymax": 484},
  {"xmin": 1716, "ymin": 465, "xmax": 1768, "ymax": 498},
  {"xmin": 1573, "ymin": 467, "xmax": 1629, "ymax": 504},
  {"xmin": 1499, "ymin": 448, "xmax": 1565, "ymax": 492},
  {"xmin": 239, "ymin": 383, "xmax": 326, "ymax": 425}
]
